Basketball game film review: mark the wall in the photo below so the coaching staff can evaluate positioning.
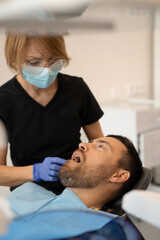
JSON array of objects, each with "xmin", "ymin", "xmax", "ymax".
[
  {"xmin": 0, "ymin": 33, "xmax": 13, "ymax": 81},
  {"xmin": 64, "ymin": 30, "xmax": 152, "ymax": 105},
  {"xmin": 153, "ymin": 9, "xmax": 160, "ymax": 101}
]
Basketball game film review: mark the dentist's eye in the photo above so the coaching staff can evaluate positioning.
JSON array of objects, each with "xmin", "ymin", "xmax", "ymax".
[{"xmin": 29, "ymin": 60, "xmax": 41, "ymax": 66}]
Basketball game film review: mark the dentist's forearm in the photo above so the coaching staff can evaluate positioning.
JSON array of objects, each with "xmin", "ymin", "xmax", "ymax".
[{"xmin": 0, "ymin": 165, "xmax": 33, "ymax": 186}]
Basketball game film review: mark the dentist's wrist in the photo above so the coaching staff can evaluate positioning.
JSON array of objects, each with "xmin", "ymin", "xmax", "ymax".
[{"xmin": 33, "ymin": 163, "xmax": 41, "ymax": 182}]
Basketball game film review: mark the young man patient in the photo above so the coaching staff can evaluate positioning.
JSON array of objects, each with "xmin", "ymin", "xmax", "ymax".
[{"xmin": 6, "ymin": 134, "xmax": 143, "ymax": 215}]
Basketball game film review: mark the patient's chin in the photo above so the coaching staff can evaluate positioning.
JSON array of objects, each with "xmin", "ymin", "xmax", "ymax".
[
  {"xmin": 59, "ymin": 166, "xmax": 81, "ymax": 188},
  {"xmin": 59, "ymin": 166, "xmax": 96, "ymax": 189}
]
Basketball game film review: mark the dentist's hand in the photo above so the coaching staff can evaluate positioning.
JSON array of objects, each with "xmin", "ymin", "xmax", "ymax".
[{"xmin": 33, "ymin": 157, "xmax": 66, "ymax": 182}]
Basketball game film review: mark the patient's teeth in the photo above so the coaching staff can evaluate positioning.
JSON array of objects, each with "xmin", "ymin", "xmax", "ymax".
[{"xmin": 74, "ymin": 155, "xmax": 80, "ymax": 163}]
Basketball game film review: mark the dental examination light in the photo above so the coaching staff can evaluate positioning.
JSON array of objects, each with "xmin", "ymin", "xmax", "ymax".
[
  {"xmin": 0, "ymin": 198, "xmax": 13, "ymax": 235},
  {"xmin": 0, "ymin": 0, "xmax": 114, "ymax": 35}
]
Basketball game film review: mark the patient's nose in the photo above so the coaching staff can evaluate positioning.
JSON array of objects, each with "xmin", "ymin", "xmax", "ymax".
[{"xmin": 79, "ymin": 142, "xmax": 88, "ymax": 151}]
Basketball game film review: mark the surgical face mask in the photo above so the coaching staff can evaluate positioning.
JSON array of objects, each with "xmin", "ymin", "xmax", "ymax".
[{"xmin": 22, "ymin": 61, "xmax": 62, "ymax": 89}]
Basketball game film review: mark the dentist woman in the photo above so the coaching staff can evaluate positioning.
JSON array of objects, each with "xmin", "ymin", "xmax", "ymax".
[{"xmin": 0, "ymin": 35, "xmax": 104, "ymax": 193}]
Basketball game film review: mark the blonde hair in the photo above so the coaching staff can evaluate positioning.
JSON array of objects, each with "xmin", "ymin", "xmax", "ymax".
[{"xmin": 5, "ymin": 34, "xmax": 70, "ymax": 73}]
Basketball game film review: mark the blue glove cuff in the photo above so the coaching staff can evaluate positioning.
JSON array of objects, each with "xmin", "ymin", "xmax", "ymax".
[{"xmin": 33, "ymin": 163, "xmax": 41, "ymax": 182}]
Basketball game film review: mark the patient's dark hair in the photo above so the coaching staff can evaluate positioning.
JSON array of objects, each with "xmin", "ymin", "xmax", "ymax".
[{"xmin": 107, "ymin": 134, "xmax": 143, "ymax": 198}]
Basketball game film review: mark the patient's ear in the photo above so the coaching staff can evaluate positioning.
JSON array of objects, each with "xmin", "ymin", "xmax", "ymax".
[{"xmin": 109, "ymin": 169, "xmax": 130, "ymax": 183}]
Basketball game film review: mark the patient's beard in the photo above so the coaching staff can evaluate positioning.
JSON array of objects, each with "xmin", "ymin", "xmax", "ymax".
[{"xmin": 59, "ymin": 163, "xmax": 114, "ymax": 189}]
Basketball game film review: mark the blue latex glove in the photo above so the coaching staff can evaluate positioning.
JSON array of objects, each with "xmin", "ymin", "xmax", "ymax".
[{"xmin": 33, "ymin": 157, "xmax": 66, "ymax": 182}]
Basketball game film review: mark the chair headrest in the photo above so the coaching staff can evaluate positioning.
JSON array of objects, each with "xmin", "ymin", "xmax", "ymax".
[
  {"xmin": 133, "ymin": 167, "xmax": 152, "ymax": 190},
  {"xmin": 104, "ymin": 167, "xmax": 152, "ymax": 210}
]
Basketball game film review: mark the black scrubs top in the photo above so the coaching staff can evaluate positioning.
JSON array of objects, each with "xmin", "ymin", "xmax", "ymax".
[{"xmin": 0, "ymin": 73, "xmax": 103, "ymax": 193}]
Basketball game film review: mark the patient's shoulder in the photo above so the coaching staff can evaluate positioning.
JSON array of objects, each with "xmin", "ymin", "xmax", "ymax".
[{"xmin": 7, "ymin": 182, "xmax": 55, "ymax": 200}]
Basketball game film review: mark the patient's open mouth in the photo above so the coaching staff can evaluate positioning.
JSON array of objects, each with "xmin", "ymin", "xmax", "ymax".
[
  {"xmin": 73, "ymin": 154, "xmax": 81, "ymax": 163},
  {"xmin": 71, "ymin": 151, "xmax": 82, "ymax": 163}
]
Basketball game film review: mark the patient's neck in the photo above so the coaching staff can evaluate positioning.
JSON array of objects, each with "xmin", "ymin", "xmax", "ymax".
[{"xmin": 67, "ymin": 186, "xmax": 113, "ymax": 209}]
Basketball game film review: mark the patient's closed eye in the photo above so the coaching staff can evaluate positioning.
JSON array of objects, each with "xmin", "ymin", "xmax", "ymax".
[{"xmin": 97, "ymin": 144, "xmax": 106, "ymax": 149}]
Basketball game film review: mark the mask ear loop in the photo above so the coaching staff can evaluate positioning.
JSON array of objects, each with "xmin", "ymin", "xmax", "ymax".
[{"xmin": 0, "ymin": 119, "xmax": 8, "ymax": 148}]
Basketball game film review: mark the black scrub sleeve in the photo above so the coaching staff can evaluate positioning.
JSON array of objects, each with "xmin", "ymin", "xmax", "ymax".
[
  {"xmin": 80, "ymin": 80, "xmax": 103, "ymax": 126},
  {"xmin": 0, "ymin": 103, "xmax": 8, "ymax": 131}
]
